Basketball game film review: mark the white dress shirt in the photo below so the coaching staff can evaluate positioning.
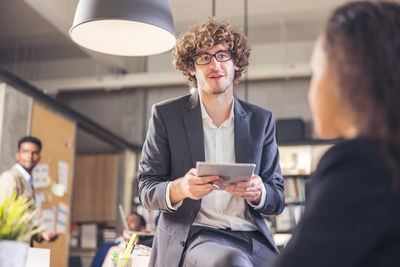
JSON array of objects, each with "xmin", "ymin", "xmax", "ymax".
[
  {"xmin": 16, "ymin": 163, "xmax": 34, "ymax": 193},
  {"xmin": 166, "ymin": 97, "xmax": 266, "ymax": 231}
]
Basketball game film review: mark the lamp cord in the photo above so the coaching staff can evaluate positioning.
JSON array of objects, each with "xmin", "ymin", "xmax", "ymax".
[
  {"xmin": 244, "ymin": 0, "xmax": 249, "ymax": 101},
  {"xmin": 212, "ymin": 0, "xmax": 216, "ymax": 17}
]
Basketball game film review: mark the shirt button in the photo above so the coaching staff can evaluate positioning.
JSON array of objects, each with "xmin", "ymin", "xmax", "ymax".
[{"xmin": 180, "ymin": 241, "xmax": 186, "ymax": 247}]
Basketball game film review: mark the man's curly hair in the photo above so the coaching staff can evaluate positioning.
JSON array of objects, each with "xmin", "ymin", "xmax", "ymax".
[{"xmin": 173, "ymin": 18, "xmax": 251, "ymax": 88}]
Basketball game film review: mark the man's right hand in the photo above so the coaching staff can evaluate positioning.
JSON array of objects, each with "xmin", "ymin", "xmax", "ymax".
[
  {"xmin": 41, "ymin": 229, "xmax": 60, "ymax": 242},
  {"xmin": 169, "ymin": 168, "xmax": 223, "ymax": 205}
]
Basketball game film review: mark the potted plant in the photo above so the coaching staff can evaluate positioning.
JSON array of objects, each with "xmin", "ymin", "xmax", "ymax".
[{"xmin": 0, "ymin": 193, "xmax": 42, "ymax": 267}]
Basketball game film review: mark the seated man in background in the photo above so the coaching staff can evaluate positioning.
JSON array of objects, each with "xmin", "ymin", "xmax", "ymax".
[
  {"xmin": 121, "ymin": 212, "xmax": 154, "ymax": 248},
  {"xmin": 91, "ymin": 212, "xmax": 153, "ymax": 267}
]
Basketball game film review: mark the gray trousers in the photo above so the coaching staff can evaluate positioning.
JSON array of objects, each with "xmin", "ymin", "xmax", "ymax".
[{"xmin": 180, "ymin": 226, "xmax": 277, "ymax": 267}]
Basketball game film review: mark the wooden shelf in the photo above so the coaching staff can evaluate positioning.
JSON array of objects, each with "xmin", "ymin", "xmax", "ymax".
[
  {"xmin": 285, "ymin": 201, "xmax": 305, "ymax": 205},
  {"xmin": 69, "ymin": 247, "xmax": 97, "ymax": 253},
  {"xmin": 283, "ymin": 174, "xmax": 310, "ymax": 178},
  {"xmin": 278, "ymin": 138, "xmax": 341, "ymax": 146}
]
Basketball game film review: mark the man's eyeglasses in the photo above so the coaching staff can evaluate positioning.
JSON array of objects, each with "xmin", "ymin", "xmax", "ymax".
[{"xmin": 189, "ymin": 50, "xmax": 235, "ymax": 65}]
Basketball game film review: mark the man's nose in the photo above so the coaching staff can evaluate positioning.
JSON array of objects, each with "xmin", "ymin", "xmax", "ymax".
[{"xmin": 209, "ymin": 56, "xmax": 221, "ymax": 69}]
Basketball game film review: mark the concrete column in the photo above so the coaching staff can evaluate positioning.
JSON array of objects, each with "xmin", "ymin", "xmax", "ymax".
[{"xmin": 0, "ymin": 83, "xmax": 32, "ymax": 172}]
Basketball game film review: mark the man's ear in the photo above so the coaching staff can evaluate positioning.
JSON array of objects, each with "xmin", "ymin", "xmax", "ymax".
[{"xmin": 189, "ymin": 67, "xmax": 195, "ymax": 76}]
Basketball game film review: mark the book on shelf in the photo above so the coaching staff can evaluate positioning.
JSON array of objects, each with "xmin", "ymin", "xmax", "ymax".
[
  {"xmin": 102, "ymin": 228, "xmax": 117, "ymax": 243},
  {"xmin": 70, "ymin": 223, "xmax": 79, "ymax": 248},
  {"xmin": 289, "ymin": 204, "xmax": 304, "ymax": 225},
  {"xmin": 284, "ymin": 176, "xmax": 306, "ymax": 203},
  {"xmin": 275, "ymin": 207, "xmax": 292, "ymax": 232},
  {"xmin": 274, "ymin": 205, "xmax": 305, "ymax": 232},
  {"xmin": 80, "ymin": 224, "xmax": 97, "ymax": 248}
]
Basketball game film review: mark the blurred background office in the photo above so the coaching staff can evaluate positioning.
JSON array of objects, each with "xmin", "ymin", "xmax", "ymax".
[{"xmin": 0, "ymin": 1, "xmax": 357, "ymax": 266}]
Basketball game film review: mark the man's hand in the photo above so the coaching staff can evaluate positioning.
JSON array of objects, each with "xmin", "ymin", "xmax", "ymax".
[
  {"xmin": 122, "ymin": 229, "xmax": 140, "ymax": 243},
  {"xmin": 169, "ymin": 168, "xmax": 224, "ymax": 205},
  {"xmin": 225, "ymin": 175, "xmax": 263, "ymax": 205},
  {"xmin": 41, "ymin": 229, "xmax": 60, "ymax": 242}
]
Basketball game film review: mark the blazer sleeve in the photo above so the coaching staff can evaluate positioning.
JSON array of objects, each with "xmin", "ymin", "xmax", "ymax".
[
  {"xmin": 270, "ymin": 141, "xmax": 394, "ymax": 267},
  {"xmin": 138, "ymin": 104, "xmax": 172, "ymax": 212},
  {"xmin": 256, "ymin": 113, "xmax": 285, "ymax": 215}
]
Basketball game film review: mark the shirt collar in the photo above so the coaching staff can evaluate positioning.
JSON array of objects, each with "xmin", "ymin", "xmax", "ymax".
[
  {"xmin": 15, "ymin": 163, "xmax": 32, "ymax": 182},
  {"xmin": 199, "ymin": 96, "xmax": 235, "ymax": 128}
]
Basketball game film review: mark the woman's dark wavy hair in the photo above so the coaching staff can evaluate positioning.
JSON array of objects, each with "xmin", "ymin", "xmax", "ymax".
[
  {"xmin": 324, "ymin": 1, "xmax": 400, "ymax": 187},
  {"xmin": 173, "ymin": 17, "xmax": 251, "ymax": 88}
]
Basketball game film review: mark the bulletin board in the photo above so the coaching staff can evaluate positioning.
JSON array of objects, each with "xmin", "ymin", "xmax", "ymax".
[{"xmin": 30, "ymin": 102, "xmax": 76, "ymax": 267}]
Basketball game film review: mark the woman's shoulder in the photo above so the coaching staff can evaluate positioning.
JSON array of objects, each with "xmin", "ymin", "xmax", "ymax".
[
  {"xmin": 317, "ymin": 138, "xmax": 382, "ymax": 172},
  {"xmin": 308, "ymin": 137, "xmax": 396, "ymax": 212},
  {"xmin": 313, "ymin": 137, "xmax": 395, "ymax": 190}
]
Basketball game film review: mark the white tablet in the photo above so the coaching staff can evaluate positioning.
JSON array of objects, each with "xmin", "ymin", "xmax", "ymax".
[{"xmin": 196, "ymin": 162, "xmax": 256, "ymax": 184}]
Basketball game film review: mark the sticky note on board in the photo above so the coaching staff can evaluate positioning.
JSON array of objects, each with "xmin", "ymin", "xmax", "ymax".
[
  {"xmin": 51, "ymin": 183, "xmax": 65, "ymax": 197},
  {"xmin": 58, "ymin": 161, "xmax": 69, "ymax": 193}
]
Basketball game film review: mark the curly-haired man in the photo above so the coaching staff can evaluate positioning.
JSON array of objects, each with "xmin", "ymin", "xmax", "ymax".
[{"xmin": 139, "ymin": 18, "xmax": 284, "ymax": 267}]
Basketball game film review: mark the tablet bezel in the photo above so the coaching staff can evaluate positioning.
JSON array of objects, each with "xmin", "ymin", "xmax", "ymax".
[{"xmin": 196, "ymin": 162, "xmax": 256, "ymax": 184}]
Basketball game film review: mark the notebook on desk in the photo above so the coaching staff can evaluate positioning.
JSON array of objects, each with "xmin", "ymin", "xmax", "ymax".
[{"xmin": 25, "ymin": 248, "xmax": 50, "ymax": 267}]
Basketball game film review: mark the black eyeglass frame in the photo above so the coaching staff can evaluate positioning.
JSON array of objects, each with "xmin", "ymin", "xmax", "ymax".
[{"xmin": 189, "ymin": 50, "xmax": 236, "ymax": 65}]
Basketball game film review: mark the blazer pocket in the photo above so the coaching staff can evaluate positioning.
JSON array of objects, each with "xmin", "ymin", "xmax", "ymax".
[
  {"xmin": 153, "ymin": 226, "xmax": 173, "ymax": 266},
  {"xmin": 157, "ymin": 225, "xmax": 172, "ymax": 236}
]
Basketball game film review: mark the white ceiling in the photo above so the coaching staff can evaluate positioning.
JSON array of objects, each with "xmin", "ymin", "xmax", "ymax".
[{"xmin": 0, "ymin": 0, "xmax": 356, "ymax": 84}]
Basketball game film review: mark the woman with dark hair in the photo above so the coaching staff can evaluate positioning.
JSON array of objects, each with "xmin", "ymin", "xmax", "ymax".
[{"xmin": 271, "ymin": 1, "xmax": 400, "ymax": 267}]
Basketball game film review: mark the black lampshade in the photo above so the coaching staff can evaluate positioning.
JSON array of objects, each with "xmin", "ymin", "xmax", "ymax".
[{"xmin": 69, "ymin": 0, "xmax": 176, "ymax": 56}]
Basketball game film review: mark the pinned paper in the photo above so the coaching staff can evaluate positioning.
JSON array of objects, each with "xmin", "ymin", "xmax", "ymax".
[
  {"xmin": 51, "ymin": 183, "xmax": 65, "ymax": 197},
  {"xmin": 32, "ymin": 164, "xmax": 49, "ymax": 188},
  {"xmin": 56, "ymin": 202, "xmax": 69, "ymax": 233},
  {"xmin": 36, "ymin": 193, "xmax": 46, "ymax": 211},
  {"xmin": 45, "ymin": 176, "xmax": 52, "ymax": 186},
  {"xmin": 57, "ymin": 161, "xmax": 69, "ymax": 192},
  {"xmin": 41, "ymin": 208, "xmax": 56, "ymax": 230}
]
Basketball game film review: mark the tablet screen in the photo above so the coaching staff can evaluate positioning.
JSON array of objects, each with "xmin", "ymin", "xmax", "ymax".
[{"xmin": 196, "ymin": 162, "xmax": 256, "ymax": 184}]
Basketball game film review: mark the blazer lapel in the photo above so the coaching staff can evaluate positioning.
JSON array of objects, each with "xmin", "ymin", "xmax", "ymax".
[
  {"xmin": 183, "ymin": 92, "xmax": 205, "ymax": 167},
  {"xmin": 234, "ymin": 98, "xmax": 250, "ymax": 163}
]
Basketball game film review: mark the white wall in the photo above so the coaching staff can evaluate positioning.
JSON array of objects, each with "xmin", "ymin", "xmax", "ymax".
[
  {"xmin": 28, "ymin": 40, "xmax": 313, "ymax": 93},
  {"xmin": 144, "ymin": 78, "xmax": 315, "ymax": 140}
]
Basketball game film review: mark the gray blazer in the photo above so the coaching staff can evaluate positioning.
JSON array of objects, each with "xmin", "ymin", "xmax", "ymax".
[{"xmin": 138, "ymin": 93, "xmax": 285, "ymax": 267}]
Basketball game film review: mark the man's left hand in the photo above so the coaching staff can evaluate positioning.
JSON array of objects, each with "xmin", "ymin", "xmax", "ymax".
[{"xmin": 225, "ymin": 175, "xmax": 263, "ymax": 205}]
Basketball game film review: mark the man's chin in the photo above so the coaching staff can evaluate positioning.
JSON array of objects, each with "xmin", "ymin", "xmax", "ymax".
[
  {"xmin": 206, "ymin": 87, "xmax": 229, "ymax": 95},
  {"xmin": 21, "ymin": 164, "xmax": 34, "ymax": 172}
]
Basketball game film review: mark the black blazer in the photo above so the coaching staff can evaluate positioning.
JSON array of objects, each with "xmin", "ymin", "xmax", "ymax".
[
  {"xmin": 271, "ymin": 138, "xmax": 400, "ymax": 267},
  {"xmin": 138, "ymin": 92, "xmax": 285, "ymax": 267}
]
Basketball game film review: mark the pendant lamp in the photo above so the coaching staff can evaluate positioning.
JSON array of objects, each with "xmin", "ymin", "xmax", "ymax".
[{"xmin": 69, "ymin": 0, "xmax": 176, "ymax": 56}]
